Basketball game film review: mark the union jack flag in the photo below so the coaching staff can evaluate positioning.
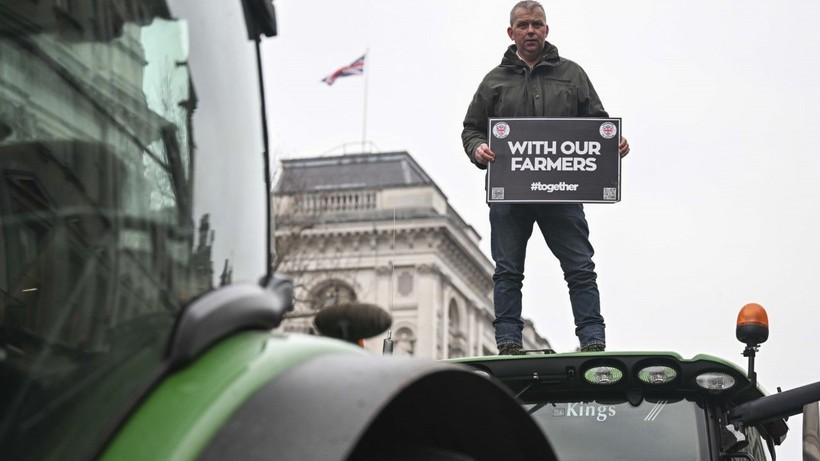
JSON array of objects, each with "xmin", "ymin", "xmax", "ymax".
[{"xmin": 321, "ymin": 54, "xmax": 365, "ymax": 86}]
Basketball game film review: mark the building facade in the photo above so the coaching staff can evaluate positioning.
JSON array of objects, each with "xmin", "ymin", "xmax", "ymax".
[{"xmin": 273, "ymin": 151, "xmax": 550, "ymax": 358}]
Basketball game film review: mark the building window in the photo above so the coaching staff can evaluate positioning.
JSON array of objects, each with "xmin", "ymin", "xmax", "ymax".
[
  {"xmin": 448, "ymin": 299, "xmax": 461, "ymax": 335},
  {"xmin": 311, "ymin": 280, "xmax": 356, "ymax": 309},
  {"xmin": 448, "ymin": 299, "xmax": 465, "ymax": 358},
  {"xmin": 394, "ymin": 327, "xmax": 416, "ymax": 356},
  {"xmin": 397, "ymin": 271, "xmax": 413, "ymax": 296}
]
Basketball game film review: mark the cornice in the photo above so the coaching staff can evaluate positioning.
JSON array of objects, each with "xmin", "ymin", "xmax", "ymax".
[{"xmin": 276, "ymin": 224, "xmax": 492, "ymax": 296}]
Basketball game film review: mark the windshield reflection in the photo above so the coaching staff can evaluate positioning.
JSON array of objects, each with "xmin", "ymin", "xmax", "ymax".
[
  {"xmin": 525, "ymin": 398, "xmax": 708, "ymax": 460},
  {"xmin": 0, "ymin": 1, "xmax": 267, "ymax": 459}
]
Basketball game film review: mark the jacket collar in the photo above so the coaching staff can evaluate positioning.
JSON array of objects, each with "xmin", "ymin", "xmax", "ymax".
[{"xmin": 501, "ymin": 41, "xmax": 561, "ymax": 70}]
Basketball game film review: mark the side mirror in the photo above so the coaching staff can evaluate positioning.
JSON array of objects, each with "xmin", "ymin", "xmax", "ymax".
[
  {"xmin": 313, "ymin": 303, "xmax": 392, "ymax": 345},
  {"xmin": 265, "ymin": 273, "xmax": 294, "ymax": 313},
  {"xmin": 168, "ymin": 278, "xmax": 294, "ymax": 369}
]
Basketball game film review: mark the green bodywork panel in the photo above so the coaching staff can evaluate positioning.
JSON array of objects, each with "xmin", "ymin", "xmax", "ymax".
[{"xmin": 100, "ymin": 331, "xmax": 364, "ymax": 461}]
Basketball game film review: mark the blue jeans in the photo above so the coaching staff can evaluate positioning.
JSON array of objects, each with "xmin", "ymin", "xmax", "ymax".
[{"xmin": 489, "ymin": 203, "xmax": 605, "ymax": 349}]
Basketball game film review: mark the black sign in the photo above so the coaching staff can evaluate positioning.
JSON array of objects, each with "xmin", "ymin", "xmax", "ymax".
[{"xmin": 487, "ymin": 118, "xmax": 621, "ymax": 203}]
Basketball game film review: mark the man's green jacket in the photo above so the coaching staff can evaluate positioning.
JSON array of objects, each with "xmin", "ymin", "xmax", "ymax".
[{"xmin": 462, "ymin": 42, "xmax": 609, "ymax": 170}]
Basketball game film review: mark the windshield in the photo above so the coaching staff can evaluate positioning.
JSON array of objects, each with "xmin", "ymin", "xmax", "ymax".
[
  {"xmin": 525, "ymin": 397, "xmax": 709, "ymax": 460},
  {"xmin": 0, "ymin": 1, "xmax": 269, "ymax": 459}
]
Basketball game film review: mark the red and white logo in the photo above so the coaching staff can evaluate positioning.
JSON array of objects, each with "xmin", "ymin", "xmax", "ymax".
[
  {"xmin": 599, "ymin": 122, "xmax": 617, "ymax": 139},
  {"xmin": 493, "ymin": 122, "xmax": 510, "ymax": 139}
]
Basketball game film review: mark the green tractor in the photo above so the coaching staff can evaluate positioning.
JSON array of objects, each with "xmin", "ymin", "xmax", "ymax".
[
  {"xmin": 0, "ymin": 2, "xmax": 555, "ymax": 460},
  {"xmin": 452, "ymin": 303, "xmax": 820, "ymax": 460}
]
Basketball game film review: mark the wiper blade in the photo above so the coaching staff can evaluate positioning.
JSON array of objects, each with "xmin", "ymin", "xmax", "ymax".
[{"xmin": 528, "ymin": 402, "xmax": 549, "ymax": 415}]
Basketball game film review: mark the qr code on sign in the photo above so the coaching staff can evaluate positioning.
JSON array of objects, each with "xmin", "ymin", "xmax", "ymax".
[
  {"xmin": 491, "ymin": 187, "xmax": 505, "ymax": 200},
  {"xmin": 603, "ymin": 188, "xmax": 617, "ymax": 200}
]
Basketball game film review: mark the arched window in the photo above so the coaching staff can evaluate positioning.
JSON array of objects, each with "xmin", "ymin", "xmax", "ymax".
[
  {"xmin": 448, "ymin": 299, "xmax": 461, "ymax": 335},
  {"xmin": 447, "ymin": 299, "xmax": 465, "ymax": 358},
  {"xmin": 394, "ymin": 327, "xmax": 416, "ymax": 357},
  {"xmin": 311, "ymin": 280, "xmax": 357, "ymax": 310}
]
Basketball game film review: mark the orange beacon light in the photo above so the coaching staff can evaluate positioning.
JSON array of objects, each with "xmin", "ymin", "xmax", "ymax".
[{"xmin": 736, "ymin": 303, "xmax": 769, "ymax": 347}]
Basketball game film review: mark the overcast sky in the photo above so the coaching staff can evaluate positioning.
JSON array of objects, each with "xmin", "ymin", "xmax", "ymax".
[{"xmin": 262, "ymin": 1, "xmax": 820, "ymax": 456}]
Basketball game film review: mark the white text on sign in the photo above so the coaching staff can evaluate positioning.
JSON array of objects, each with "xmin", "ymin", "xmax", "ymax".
[{"xmin": 509, "ymin": 140, "xmax": 601, "ymax": 171}]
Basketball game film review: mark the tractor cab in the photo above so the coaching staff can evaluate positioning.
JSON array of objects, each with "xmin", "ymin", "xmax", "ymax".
[{"xmin": 452, "ymin": 304, "xmax": 820, "ymax": 460}]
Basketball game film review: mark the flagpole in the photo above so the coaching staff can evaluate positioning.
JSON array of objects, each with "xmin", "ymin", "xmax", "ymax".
[{"xmin": 362, "ymin": 48, "xmax": 369, "ymax": 153}]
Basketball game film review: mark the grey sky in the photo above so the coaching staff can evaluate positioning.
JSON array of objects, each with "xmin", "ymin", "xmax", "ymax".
[{"xmin": 263, "ymin": 2, "xmax": 820, "ymax": 456}]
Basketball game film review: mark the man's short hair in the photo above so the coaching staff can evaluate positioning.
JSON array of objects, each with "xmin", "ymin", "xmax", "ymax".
[{"xmin": 509, "ymin": 1, "xmax": 546, "ymax": 26}]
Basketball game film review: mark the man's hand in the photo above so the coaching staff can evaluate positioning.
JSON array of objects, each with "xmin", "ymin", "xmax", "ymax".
[
  {"xmin": 619, "ymin": 136, "xmax": 630, "ymax": 158},
  {"xmin": 474, "ymin": 143, "xmax": 496, "ymax": 165}
]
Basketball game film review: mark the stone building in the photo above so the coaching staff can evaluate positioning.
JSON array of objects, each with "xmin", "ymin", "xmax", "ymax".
[{"xmin": 273, "ymin": 151, "xmax": 550, "ymax": 358}]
